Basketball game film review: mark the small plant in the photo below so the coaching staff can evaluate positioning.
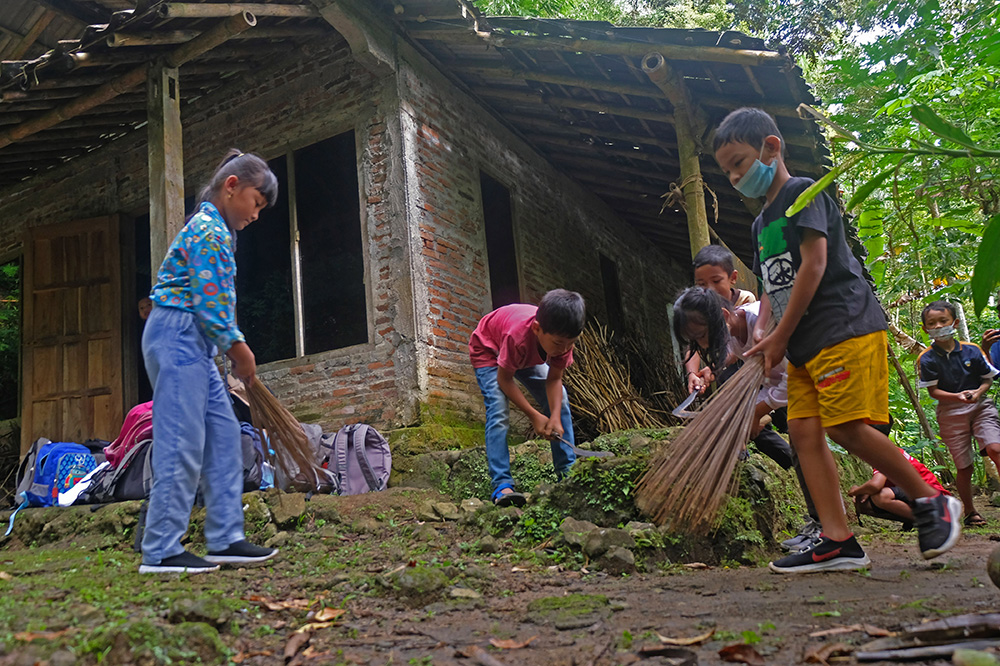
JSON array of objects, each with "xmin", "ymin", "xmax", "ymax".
[{"xmin": 620, "ymin": 629, "xmax": 634, "ymax": 649}]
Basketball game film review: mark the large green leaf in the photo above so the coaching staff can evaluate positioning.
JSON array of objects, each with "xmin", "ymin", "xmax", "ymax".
[
  {"xmin": 971, "ymin": 213, "xmax": 1000, "ymax": 314},
  {"xmin": 784, "ymin": 153, "xmax": 864, "ymax": 218},
  {"xmin": 910, "ymin": 105, "xmax": 985, "ymax": 152},
  {"xmin": 846, "ymin": 157, "xmax": 911, "ymax": 210}
]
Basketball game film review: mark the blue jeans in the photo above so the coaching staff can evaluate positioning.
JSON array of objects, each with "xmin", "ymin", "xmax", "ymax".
[
  {"xmin": 474, "ymin": 364, "xmax": 576, "ymax": 495},
  {"xmin": 141, "ymin": 306, "xmax": 245, "ymax": 564}
]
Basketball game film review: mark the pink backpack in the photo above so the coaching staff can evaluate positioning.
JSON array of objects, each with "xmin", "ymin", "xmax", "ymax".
[{"xmin": 104, "ymin": 401, "xmax": 153, "ymax": 468}]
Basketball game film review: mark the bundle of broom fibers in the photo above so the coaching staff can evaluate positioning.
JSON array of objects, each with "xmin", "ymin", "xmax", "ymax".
[
  {"xmin": 563, "ymin": 322, "xmax": 669, "ymax": 436},
  {"xmin": 634, "ymin": 353, "xmax": 766, "ymax": 532},
  {"xmin": 246, "ymin": 378, "xmax": 335, "ymax": 492}
]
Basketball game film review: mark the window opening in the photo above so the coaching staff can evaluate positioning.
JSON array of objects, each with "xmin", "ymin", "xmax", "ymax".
[
  {"xmin": 599, "ymin": 253, "xmax": 625, "ymax": 332},
  {"xmin": 480, "ymin": 172, "xmax": 519, "ymax": 309}
]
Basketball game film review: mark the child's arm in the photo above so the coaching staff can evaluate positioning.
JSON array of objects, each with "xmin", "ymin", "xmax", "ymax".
[
  {"xmin": 544, "ymin": 366, "xmax": 567, "ymax": 438},
  {"xmin": 745, "ymin": 229, "xmax": 827, "ymax": 374},
  {"xmin": 849, "ymin": 472, "xmax": 887, "ymax": 498},
  {"xmin": 928, "ymin": 379, "xmax": 990, "ymax": 404},
  {"xmin": 684, "ymin": 352, "xmax": 713, "ymax": 394},
  {"xmin": 227, "ymin": 342, "xmax": 257, "ymax": 387},
  {"xmin": 497, "ymin": 367, "xmax": 549, "ymax": 436}
]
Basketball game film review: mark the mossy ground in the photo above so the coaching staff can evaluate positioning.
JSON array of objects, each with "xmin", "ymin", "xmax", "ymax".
[{"xmin": 1, "ymin": 426, "xmax": 994, "ymax": 665}]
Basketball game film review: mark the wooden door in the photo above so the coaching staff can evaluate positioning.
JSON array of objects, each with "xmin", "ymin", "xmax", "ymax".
[{"xmin": 21, "ymin": 217, "xmax": 123, "ymax": 454}]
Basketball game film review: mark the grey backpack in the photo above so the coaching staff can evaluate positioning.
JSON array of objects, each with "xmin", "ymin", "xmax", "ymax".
[{"xmin": 320, "ymin": 424, "xmax": 391, "ymax": 495}]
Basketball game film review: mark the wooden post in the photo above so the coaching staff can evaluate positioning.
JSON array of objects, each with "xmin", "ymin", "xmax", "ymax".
[
  {"xmin": 641, "ymin": 52, "xmax": 710, "ymax": 259},
  {"xmin": 147, "ymin": 61, "xmax": 184, "ymax": 276}
]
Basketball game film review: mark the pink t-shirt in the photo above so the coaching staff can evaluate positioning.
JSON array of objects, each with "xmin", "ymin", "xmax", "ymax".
[
  {"xmin": 874, "ymin": 448, "xmax": 947, "ymax": 494},
  {"xmin": 469, "ymin": 304, "xmax": 573, "ymax": 371}
]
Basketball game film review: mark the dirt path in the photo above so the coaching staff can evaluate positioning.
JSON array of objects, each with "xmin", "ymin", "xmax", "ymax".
[
  {"xmin": 281, "ymin": 528, "xmax": 999, "ymax": 665},
  {"xmin": 1, "ymin": 491, "xmax": 998, "ymax": 665}
]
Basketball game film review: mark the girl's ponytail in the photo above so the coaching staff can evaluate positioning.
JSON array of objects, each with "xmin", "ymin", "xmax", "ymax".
[
  {"xmin": 195, "ymin": 148, "xmax": 279, "ymax": 211},
  {"xmin": 673, "ymin": 287, "xmax": 732, "ymax": 375}
]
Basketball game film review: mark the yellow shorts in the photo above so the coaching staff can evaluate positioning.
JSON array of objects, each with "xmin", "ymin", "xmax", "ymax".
[{"xmin": 786, "ymin": 330, "xmax": 889, "ymax": 427}]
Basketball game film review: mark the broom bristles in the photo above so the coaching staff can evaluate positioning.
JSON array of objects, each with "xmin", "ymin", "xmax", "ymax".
[
  {"xmin": 246, "ymin": 379, "xmax": 335, "ymax": 492},
  {"xmin": 634, "ymin": 355, "xmax": 766, "ymax": 532}
]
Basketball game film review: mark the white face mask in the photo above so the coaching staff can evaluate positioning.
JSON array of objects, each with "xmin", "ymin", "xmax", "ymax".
[{"xmin": 927, "ymin": 324, "xmax": 956, "ymax": 340}]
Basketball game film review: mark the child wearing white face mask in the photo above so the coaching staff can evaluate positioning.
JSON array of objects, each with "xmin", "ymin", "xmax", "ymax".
[{"xmin": 918, "ymin": 299, "xmax": 1000, "ymax": 527}]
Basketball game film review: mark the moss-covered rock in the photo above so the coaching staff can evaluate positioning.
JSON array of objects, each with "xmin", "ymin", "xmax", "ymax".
[
  {"xmin": 80, "ymin": 620, "xmax": 228, "ymax": 665},
  {"xmin": 527, "ymin": 594, "xmax": 611, "ymax": 630}
]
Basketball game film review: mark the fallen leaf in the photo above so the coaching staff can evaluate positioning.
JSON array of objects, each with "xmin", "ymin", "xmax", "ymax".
[
  {"xmin": 13, "ymin": 628, "xmax": 74, "ymax": 642},
  {"xmin": 657, "ymin": 629, "xmax": 715, "ymax": 646},
  {"xmin": 246, "ymin": 596, "xmax": 314, "ymax": 611},
  {"xmin": 283, "ymin": 631, "xmax": 311, "ymax": 661},
  {"xmin": 490, "ymin": 635, "xmax": 537, "ymax": 649},
  {"xmin": 862, "ymin": 624, "xmax": 893, "ymax": 637},
  {"xmin": 719, "ymin": 643, "xmax": 765, "ymax": 666},
  {"xmin": 803, "ymin": 642, "xmax": 852, "ymax": 665},
  {"xmin": 314, "ymin": 607, "xmax": 346, "ymax": 622},
  {"xmin": 231, "ymin": 650, "xmax": 273, "ymax": 664},
  {"xmin": 812, "ymin": 610, "xmax": 841, "ymax": 617},
  {"xmin": 511, "ymin": 566, "xmax": 531, "ymax": 572},
  {"xmin": 295, "ymin": 621, "xmax": 336, "ymax": 633},
  {"xmin": 809, "ymin": 624, "xmax": 862, "ymax": 638},
  {"xmin": 0, "ymin": 571, "xmax": 12, "ymax": 581},
  {"xmin": 683, "ymin": 562, "xmax": 710, "ymax": 570}
]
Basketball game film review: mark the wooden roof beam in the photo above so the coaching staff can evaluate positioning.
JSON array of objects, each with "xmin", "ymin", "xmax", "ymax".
[
  {"xmin": 0, "ymin": 11, "xmax": 257, "ymax": 150},
  {"xmin": 473, "ymin": 86, "xmax": 674, "ymax": 123},
  {"xmin": 32, "ymin": 0, "xmax": 110, "ymax": 27},
  {"xmin": 453, "ymin": 61, "xmax": 806, "ymax": 120},
  {"xmin": 157, "ymin": 3, "xmax": 320, "ymax": 18},
  {"xmin": 407, "ymin": 28, "xmax": 791, "ymax": 67}
]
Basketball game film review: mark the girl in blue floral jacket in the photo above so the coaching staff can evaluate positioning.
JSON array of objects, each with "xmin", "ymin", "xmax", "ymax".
[{"xmin": 140, "ymin": 150, "xmax": 279, "ymax": 574}]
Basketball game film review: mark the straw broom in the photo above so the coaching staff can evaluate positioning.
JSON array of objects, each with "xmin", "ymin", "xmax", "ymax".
[
  {"xmin": 634, "ymin": 354, "xmax": 766, "ymax": 532},
  {"xmin": 245, "ymin": 379, "xmax": 335, "ymax": 492}
]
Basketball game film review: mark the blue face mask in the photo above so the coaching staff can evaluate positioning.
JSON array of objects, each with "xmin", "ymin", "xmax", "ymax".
[{"xmin": 735, "ymin": 143, "xmax": 777, "ymax": 199}]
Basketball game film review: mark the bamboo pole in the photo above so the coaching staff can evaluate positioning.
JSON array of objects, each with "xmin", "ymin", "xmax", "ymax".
[
  {"xmin": 157, "ymin": 3, "xmax": 319, "ymax": 18},
  {"xmin": 0, "ymin": 11, "xmax": 257, "ymax": 151},
  {"xmin": 641, "ymin": 52, "xmax": 709, "ymax": 258}
]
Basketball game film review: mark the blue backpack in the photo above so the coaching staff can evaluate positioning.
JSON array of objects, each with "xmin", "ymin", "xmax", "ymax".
[{"xmin": 24, "ymin": 441, "xmax": 96, "ymax": 507}]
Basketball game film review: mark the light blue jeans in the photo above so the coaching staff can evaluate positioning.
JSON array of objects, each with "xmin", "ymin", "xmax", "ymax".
[
  {"xmin": 474, "ymin": 364, "xmax": 576, "ymax": 496},
  {"xmin": 141, "ymin": 306, "xmax": 245, "ymax": 564}
]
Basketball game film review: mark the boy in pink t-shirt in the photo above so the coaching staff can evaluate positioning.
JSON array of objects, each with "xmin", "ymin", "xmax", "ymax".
[{"xmin": 469, "ymin": 289, "xmax": 585, "ymax": 506}]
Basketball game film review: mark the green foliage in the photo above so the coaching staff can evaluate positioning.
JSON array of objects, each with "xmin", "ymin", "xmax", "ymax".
[
  {"xmin": 513, "ymin": 501, "xmax": 568, "ymax": 543},
  {"xmin": 0, "ymin": 260, "xmax": 19, "ymax": 421},
  {"xmin": 473, "ymin": 0, "xmax": 731, "ymax": 29}
]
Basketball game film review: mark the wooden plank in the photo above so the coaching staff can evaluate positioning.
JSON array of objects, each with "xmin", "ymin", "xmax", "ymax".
[
  {"xmin": 21, "ymin": 217, "xmax": 123, "ymax": 454},
  {"xmin": 9, "ymin": 10, "xmax": 56, "ymax": 60},
  {"xmin": 147, "ymin": 62, "xmax": 185, "ymax": 278}
]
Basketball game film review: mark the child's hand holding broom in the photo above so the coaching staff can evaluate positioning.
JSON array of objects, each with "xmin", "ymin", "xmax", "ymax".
[{"xmin": 227, "ymin": 341, "xmax": 257, "ymax": 387}]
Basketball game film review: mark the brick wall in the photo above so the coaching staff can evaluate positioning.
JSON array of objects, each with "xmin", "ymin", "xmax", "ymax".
[
  {"xmin": 0, "ymin": 23, "xmax": 689, "ymax": 437},
  {"xmin": 394, "ymin": 40, "xmax": 688, "ymax": 419}
]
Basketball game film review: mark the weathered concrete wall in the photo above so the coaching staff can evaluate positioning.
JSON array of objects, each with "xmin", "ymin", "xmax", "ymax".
[
  {"xmin": 0, "ymin": 34, "xmax": 420, "ymax": 431},
  {"xmin": 394, "ymin": 39, "xmax": 688, "ymax": 417}
]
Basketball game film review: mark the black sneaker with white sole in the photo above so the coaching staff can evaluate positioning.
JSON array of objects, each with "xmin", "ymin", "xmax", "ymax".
[
  {"xmin": 913, "ymin": 492, "xmax": 962, "ymax": 560},
  {"xmin": 769, "ymin": 535, "xmax": 870, "ymax": 574},
  {"xmin": 204, "ymin": 540, "xmax": 278, "ymax": 566},
  {"xmin": 139, "ymin": 551, "xmax": 220, "ymax": 574}
]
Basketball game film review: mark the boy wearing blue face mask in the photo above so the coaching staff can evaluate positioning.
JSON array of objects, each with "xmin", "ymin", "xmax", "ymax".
[
  {"xmin": 918, "ymin": 300, "xmax": 1000, "ymax": 527},
  {"xmin": 714, "ymin": 107, "xmax": 963, "ymax": 573}
]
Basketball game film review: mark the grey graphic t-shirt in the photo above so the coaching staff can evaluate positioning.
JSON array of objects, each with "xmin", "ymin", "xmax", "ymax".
[{"xmin": 751, "ymin": 177, "xmax": 886, "ymax": 366}]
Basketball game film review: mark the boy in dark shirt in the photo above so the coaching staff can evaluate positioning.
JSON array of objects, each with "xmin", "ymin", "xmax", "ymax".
[
  {"xmin": 918, "ymin": 300, "xmax": 1000, "ymax": 526},
  {"xmin": 714, "ymin": 107, "xmax": 962, "ymax": 573}
]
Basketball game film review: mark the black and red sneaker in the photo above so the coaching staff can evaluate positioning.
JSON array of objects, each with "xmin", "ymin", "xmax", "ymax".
[
  {"xmin": 768, "ymin": 535, "xmax": 870, "ymax": 574},
  {"xmin": 913, "ymin": 492, "xmax": 962, "ymax": 560}
]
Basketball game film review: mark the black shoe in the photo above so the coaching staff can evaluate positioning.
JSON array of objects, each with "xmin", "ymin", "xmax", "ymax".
[
  {"xmin": 139, "ymin": 551, "xmax": 220, "ymax": 574},
  {"xmin": 493, "ymin": 491, "xmax": 526, "ymax": 507},
  {"xmin": 768, "ymin": 535, "xmax": 870, "ymax": 574},
  {"xmin": 204, "ymin": 540, "xmax": 278, "ymax": 566},
  {"xmin": 912, "ymin": 492, "xmax": 962, "ymax": 560}
]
